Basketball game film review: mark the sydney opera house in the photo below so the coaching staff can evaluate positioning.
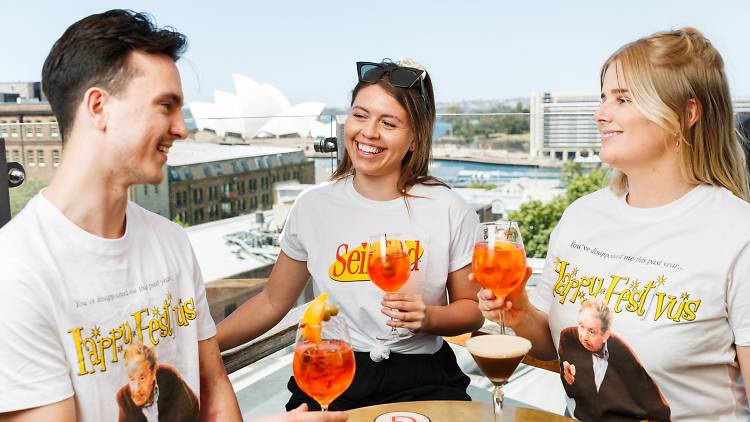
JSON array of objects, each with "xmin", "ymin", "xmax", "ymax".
[{"xmin": 188, "ymin": 74, "xmax": 332, "ymax": 139}]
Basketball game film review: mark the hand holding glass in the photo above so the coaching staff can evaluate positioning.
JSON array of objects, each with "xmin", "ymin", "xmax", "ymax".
[
  {"xmin": 367, "ymin": 233, "xmax": 411, "ymax": 341},
  {"xmin": 472, "ymin": 221, "xmax": 527, "ymax": 334}
]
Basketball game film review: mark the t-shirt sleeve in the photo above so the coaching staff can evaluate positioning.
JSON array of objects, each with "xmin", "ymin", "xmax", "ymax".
[
  {"xmin": 0, "ymin": 262, "xmax": 74, "ymax": 412},
  {"xmin": 279, "ymin": 199, "xmax": 308, "ymax": 262},
  {"xmin": 448, "ymin": 202, "xmax": 480, "ymax": 273},
  {"xmin": 190, "ymin": 247, "xmax": 217, "ymax": 341},
  {"xmin": 528, "ymin": 223, "xmax": 562, "ymax": 314},
  {"xmin": 728, "ymin": 240, "xmax": 750, "ymax": 346}
]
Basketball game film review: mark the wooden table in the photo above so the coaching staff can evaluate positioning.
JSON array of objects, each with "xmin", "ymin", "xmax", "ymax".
[{"xmin": 347, "ymin": 400, "xmax": 573, "ymax": 422}]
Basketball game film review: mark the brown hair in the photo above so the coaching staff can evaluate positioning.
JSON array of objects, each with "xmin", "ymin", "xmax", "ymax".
[
  {"xmin": 42, "ymin": 9, "xmax": 187, "ymax": 142},
  {"xmin": 602, "ymin": 27, "xmax": 749, "ymax": 200},
  {"xmin": 331, "ymin": 60, "xmax": 447, "ymax": 197}
]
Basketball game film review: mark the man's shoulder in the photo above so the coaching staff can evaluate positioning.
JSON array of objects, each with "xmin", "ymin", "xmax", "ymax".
[
  {"xmin": 156, "ymin": 364, "xmax": 182, "ymax": 379},
  {"xmin": 128, "ymin": 202, "xmax": 186, "ymax": 239}
]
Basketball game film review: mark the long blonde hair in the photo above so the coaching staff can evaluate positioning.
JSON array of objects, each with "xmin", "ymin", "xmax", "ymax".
[{"xmin": 602, "ymin": 27, "xmax": 749, "ymax": 201}]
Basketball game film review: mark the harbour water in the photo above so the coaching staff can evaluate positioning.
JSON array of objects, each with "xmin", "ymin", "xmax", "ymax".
[{"xmin": 313, "ymin": 156, "xmax": 561, "ymax": 185}]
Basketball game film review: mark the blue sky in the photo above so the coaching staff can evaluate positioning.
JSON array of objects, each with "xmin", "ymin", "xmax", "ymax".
[{"xmin": 2, "ymin": 1, "xmax": 749, "ymax": 107}]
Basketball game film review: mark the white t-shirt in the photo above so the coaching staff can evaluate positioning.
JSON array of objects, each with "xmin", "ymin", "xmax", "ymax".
[
  {"xmin": 530, "ymin": 185, "xmax": 750, "ymax": 421},
  {"xmin": 0, "ymin": 193, "xmax": 216, "ymax": 421},
  {"xmin": 280, "ymin": 176, "xmax": 479, "ymax": 354}
]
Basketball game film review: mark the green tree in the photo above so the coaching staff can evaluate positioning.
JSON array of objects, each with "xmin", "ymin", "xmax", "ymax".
[
  {"xmin": 565, "ymin": 168, "xmax": 609, "ymax": 204},
  {"xmin": 508, "ymin": 167, "xmax": 609, "ymax": 258},
  {"xmin": 560, "ymin": 161, "xmax": 583, "ymax": 184},
  {"xmin": 9, "ymin": 179, "xmax": 47, "ymax": 217},
  {"xmin": 173, "ymin": 214, "xmax": 189, "ymax": 228}
]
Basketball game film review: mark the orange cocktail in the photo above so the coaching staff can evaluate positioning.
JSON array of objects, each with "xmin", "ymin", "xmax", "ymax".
[
  {"xmin": 472, "ymin": 240, "xmax": 527, "ymax": 298},
  {"xmin": 293, "ymin": 339, "xmax": 355, "ymax": 407},
  {"xmin": 367, "ymin": 251, "xmax": 410, "ymax": 293}
]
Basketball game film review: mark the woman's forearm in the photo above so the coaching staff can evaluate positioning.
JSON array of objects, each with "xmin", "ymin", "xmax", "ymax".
[
  {"xmin": 423, "ymin": 299, "xmax": 484, "ymax": 337},
  {"xmin": 514, "ymin": 307, "xmax": 557, "ymax": 360},
  {"xmin": 215, "ymin": 289, "xmax": 287, "ymax": 351}
]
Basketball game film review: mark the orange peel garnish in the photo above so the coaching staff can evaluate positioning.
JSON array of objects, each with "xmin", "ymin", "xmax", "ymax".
[{"xmin": 301, "ymin": 293, "xmax": 328, "ymax": 344}]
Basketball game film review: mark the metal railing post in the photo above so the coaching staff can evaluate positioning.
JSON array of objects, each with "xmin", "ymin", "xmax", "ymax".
[{"xmin": 0, "ymin": 137, "xmax": 11, "ymax": 228}]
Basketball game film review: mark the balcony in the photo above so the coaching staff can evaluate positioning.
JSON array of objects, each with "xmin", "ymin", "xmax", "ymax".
[{"xmin": 213, "ymin": 259, "xmax": 567, "ymax": 420}]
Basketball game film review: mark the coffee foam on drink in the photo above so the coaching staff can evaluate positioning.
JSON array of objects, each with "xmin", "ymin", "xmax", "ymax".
[{"xmin": 466, "ymin": 335, "xmax": 532, "ymax": 358}]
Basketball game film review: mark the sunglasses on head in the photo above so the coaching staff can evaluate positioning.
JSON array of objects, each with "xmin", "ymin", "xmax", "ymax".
[{"xmin": 356, "ymin": 61, "xmax": 429, "ymax": 108}]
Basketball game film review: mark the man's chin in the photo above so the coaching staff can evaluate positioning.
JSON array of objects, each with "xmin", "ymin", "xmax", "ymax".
[{"xmin": 132, "ymin": 398, "xmax": 146, "ymax": 406}]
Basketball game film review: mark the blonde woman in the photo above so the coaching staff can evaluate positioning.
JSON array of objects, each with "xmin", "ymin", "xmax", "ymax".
[{"xmin": 479, "ymin": 28, "xmax": 750, "ymax": 420}]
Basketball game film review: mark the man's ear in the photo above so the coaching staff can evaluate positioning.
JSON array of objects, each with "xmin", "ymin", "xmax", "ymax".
[{"xmin": 83, "ymin": 87, "xmax": 109, "ymax": 132}]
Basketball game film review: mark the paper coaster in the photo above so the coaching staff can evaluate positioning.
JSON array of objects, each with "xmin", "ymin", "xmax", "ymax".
[{"xmin": 374, "ymin": 411, "xmax": 431, "ymax": 422}]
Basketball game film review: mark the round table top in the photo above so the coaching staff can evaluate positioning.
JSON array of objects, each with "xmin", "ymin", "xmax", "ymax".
[{"xmin": 346, "ymin": 400, "xmax": 573, "ymax": 422}]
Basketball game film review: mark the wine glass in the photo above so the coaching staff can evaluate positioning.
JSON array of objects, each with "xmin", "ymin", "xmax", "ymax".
[
  {"xmin": 367, "ymin": 233, "xmax": 412, "ymax": 341},
  {"xmin": 472, "ymin": 221, "xmax": 527, "ymax": 335},
  {"xmin": 467, "ymin": 334, "xmax": 531, "ymax": 420},
  {"xmin": 293, "ymin": 314, "xmax": 356, "ymax": 411}
]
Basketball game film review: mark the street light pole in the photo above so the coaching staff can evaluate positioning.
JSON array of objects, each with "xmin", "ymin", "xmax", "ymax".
[
  {"xmin": 1, "ymin": 137, "xmax": 27, "ymax": 228},
  {"xmin": 1, "ymin": 137, "xmax": 11, "ymax": 228}
]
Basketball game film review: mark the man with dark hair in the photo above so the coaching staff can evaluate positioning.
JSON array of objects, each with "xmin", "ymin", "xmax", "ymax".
[{"xmin": 0, "ymin": 9, "xmax": 345, "ymax": 422}]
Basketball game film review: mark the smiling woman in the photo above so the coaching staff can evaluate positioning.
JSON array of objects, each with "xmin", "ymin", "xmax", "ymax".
[
  {"xmin": 216, "ymin": 58, "xmax": 485, "ymax": 411},
  {"xmin": 477, "ymin": 27, "xmax": 750, "ymax": 422}
]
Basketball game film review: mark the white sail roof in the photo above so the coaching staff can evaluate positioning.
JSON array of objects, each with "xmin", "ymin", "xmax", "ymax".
[{"xmin": 189, "ymin": 74, "xmax": 325, "ymax": 139}]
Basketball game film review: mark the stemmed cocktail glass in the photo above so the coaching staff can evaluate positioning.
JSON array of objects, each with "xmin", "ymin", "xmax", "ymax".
[
  {"xmin": 367, "ymin": 233, "xmax": 412, "ymax": 342},
  {"xmin": 472, "ymin": 221, "xmax": 527, "ymax": 335},
  {"xmin": 467, "ymin": 334, "xmax": 532, "ymax": 420},
  {"xmin": 293, "ymin": 313, "xmax": 355, "ymax": 411}
]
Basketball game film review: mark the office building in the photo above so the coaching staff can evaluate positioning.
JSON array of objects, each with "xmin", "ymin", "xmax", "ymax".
[{"xmin": 131, "ymin": 141, "xmax": 315, "ymax": 225}]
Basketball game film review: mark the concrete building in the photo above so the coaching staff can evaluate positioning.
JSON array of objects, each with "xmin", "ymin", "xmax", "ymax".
[
  {"xmin": 131, "ymin": 141, "xmax": 315, "ymax": 225},
  {"xmin": 0, "ymin": 102, "xmax": 61, "ymax": 183},
  {"xmin": 531, "ymin": 92, "xmax": 750, "ymax": 161},
  {"xmin": 0, "ymin": 81, "xmax": 44, "ymax": 103},
  {"xmin": 529, "ymin": 92, "xmax": 600, "ymax": 161}
]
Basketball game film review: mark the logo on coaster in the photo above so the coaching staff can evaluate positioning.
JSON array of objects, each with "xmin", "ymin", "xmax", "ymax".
[{"xmin": 374, "ymin": 411, "xmax": 431, "ymax": 422}]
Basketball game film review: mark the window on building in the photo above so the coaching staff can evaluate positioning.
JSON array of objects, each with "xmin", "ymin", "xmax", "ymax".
[
  {"xmin": 27, "ymin": 150, "xmax": 35, "ymax": 166},
  {"xmin": 183, "ymin": 168, "xmax": 192, "ymax": 180},
  {"xmin": 10, "ymin": 125, "xmax": 18, "ymax": 138},
  {"xmin": 143, "ymin": 185, "xmax": 148, "ymax": 196},
  {"xmin": 169, "ymin": 168, "xmax": 180, "ymax": 182},
  {"xmin": 213, "ymin": 163, "xmax": 223, "ymax": 175},
  {"xmin": 241, "ymin": 160, "xmax": 250, "ymax": 172},
  {"xmin": 154, "ymin": 184, "xmax": 159, "ymax": 194},
  {"xmin": 231, "ymin": 161, "xmax": 239, "ymax": 173},
  {"xmin": 51, "ymin": 121, "xmax": 59, "ymax": 138},
  {"xmin": 25, "ymin": 123, "xmax": 34, "ymax": 137},
  {"xmin": 52, "ymin": 150, "xmax": 60, "ymax": 167},
  {"xmin": 37, "ymin": 150, "xmax": 45, "ymax": 166},
  {"xmin": 203, "ymin": 165, "xmax": 213, "ymax": 177},
  {"xmin": 12, "ymin": 150, "xmax": 20, "ymax": 162},
  {"xmin": 35, "ymin": 121, "xmax": 43, "ymax": 137}
]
